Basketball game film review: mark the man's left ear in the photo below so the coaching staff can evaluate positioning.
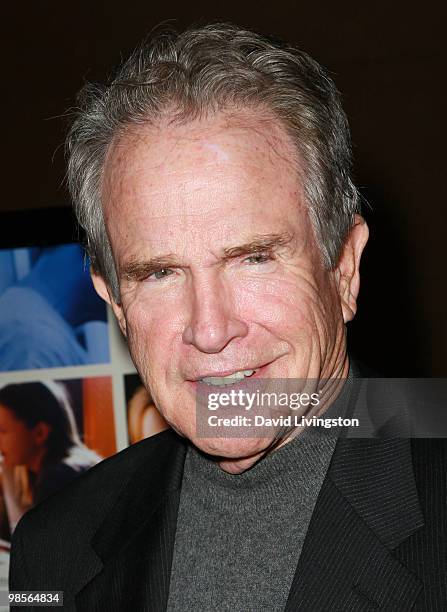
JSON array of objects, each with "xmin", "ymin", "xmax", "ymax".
[{"xmin": 335, "ymin": 214, "xmax": 369, "ymax": 323}]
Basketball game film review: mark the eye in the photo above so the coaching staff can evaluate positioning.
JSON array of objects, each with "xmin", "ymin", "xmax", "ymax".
[
  {"xmin": 148, "ymin": 268, "xmax": 175, "ymax": 281},
  {"xmin": 243, "ymin": 252, "xmax": 274, "ymax": 265}
]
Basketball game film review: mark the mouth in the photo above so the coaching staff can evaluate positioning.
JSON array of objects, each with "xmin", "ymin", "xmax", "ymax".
[
  {"xmin": 188, "ymin": 362, "xmax": 273, "ymax": 388},
  {"xmin": 200, "ymin": 368, "xmax": 258, "ymax": 387}
]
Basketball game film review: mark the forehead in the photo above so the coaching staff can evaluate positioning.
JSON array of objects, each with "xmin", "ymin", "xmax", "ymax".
[
  {"xmin": 101, "ymin": 110, "xmax": 310, "ymax": 261},
  {"xmin": 103, "ymin": 109, "xmax": 301, "ymax": 202}
]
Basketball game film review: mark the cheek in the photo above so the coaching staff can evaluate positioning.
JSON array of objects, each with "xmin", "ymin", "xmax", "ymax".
[
  {"xmin": 124, "ymin": 297, "xmax": 182, "ymax": 374},
  {"xmin": 3, "ymin": 435, "xmax": 30, "ymax": 465},
  {"xmin": 235, "ymin": 275, "xmax": 333, "ymax": 333}
]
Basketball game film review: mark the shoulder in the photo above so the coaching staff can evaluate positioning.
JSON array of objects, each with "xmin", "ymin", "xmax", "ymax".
[
  {"xmin": 33, "ymin": 449, "xmax": 99, "ymax": 504},
  {"xmin": 410, "ymin": 438, "xmax": 447, "ymax": 489},
  {"xmin": 407, "ymin": 438, "xmax": 447, "ymax": 512},
  {"xmin": 13, "ymin": 429, "xmax": 183, "ymax": 548},
  {"xmin": 10, "ymin": 430, "xmax": 186, "ymax": 592}
]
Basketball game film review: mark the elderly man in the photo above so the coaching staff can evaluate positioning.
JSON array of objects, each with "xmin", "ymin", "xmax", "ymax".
[{"xmin": 10, "ymin": 23, "xmax": 446, "ymax": 611}]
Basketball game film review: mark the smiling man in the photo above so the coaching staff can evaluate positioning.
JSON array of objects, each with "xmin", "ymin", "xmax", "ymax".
[
  {"xmin": 98, "ymin": 109, "xmax": 365, "ymax": 474},
  {"xmin": 10, "ymin": 23, "xmax": 446, "ymax": 611}
]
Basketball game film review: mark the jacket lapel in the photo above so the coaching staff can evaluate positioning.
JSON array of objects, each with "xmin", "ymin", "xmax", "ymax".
[
  {"xmin": 285, "ymin": 438, "xmax": 424, "ymax": 611},
  {"xmin": 74, "ymin": 366, "xmax": 426, "ymax": 611},
  {"xmin": 74, "ymin": 432, "xmax": 187, "ymax": 612}
]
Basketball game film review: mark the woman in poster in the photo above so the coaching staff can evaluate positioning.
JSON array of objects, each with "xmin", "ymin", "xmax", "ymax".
[{"xmin": 0, "ymin": 381, "xmax": 101, "ymax": 533}]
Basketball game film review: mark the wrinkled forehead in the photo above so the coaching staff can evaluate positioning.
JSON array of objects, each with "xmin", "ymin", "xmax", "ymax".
[
  {"xmin": 98, "ymin": 109, "xmax": 316, "ymax": 271},
  {"xmin": 101, "ymin": 109, "xmax": 302, "ymax": 210}
]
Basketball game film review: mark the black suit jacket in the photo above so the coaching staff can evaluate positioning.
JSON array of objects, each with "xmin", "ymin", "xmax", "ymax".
[{"xmin": 9, "ymin": 426, "xmax": 447, "ymax": 610}]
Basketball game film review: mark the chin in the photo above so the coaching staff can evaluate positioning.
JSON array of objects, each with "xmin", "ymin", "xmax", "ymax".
[{"xmin": 189, "ymin": 434, "xmax": 275, "ymax": 462}]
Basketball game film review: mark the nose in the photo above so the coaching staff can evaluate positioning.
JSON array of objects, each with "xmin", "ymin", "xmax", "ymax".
[{"xmin": 182, "ymin": 275, "xmax": 248, "ymax": 353}]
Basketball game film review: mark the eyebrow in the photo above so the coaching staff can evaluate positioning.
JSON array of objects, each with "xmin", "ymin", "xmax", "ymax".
[
  {"xmin": 221, "ymin": 232, "xmax": 295, "ymax": 261},
  {"xmin": 121, "ymin": 232, "xmax": 295, "ymax": 283},
  {"xmin": 121, "ymin": 256, "xmax": 179, "ymax": 282}
]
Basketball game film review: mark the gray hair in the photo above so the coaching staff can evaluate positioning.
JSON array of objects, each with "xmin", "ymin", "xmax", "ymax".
[{"xmin": 67, "ymin": 22, "xmax": 360, "ymax": 301}]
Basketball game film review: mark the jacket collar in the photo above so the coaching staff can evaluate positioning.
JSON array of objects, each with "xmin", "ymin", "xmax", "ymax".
[
  {"xmin": 76, "ymin": 375, "xmax": 424, "ymax": 611},
  {"xmin": 283, "ymin": 432, "xmax": 424, "ymax": 610},
  {"xmin": 90, "ymin": 430, "xmax": 186, "ymax": 563},
  {"xmin": 282, "ymin": 359, "xmax": 425, "ymax": 610},
  {"xmin": 75, "ymin": 430, "xmax": 187, "ymax": 611}
]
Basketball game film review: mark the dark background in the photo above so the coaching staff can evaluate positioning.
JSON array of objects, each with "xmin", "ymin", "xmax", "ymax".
[{"xmin": 3, "ymin": 1, "xmax": 446, "ymax": 375}]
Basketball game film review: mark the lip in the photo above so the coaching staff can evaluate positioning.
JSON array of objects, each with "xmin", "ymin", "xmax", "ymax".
[{"xmin": 186, "ymin": 360, "xmax": 275, "ymax": 388}]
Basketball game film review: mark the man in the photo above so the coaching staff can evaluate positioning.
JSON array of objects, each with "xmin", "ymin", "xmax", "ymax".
[{"xmin": 10, "ymin": 23, "xmax": 446, "ymax": 610}]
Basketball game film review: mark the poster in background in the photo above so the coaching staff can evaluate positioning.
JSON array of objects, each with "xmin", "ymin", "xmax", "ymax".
[
  {"xmin": 0, "ymin": 244, "xmax": 109, "ymax": 372},
  {"xmin": 0, "ymin": 376, "xmax": 116, "ymax": 588},
  {"xmin": 124, "ymin": 373, "xmax": 169, "ymax": 444}
]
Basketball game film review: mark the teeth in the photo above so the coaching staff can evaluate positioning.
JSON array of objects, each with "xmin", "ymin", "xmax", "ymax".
[{"xmin": 200, "ymin": 369, "xmax": 256, "ymax": 386}]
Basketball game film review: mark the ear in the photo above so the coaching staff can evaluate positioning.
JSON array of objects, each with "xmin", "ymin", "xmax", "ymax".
[
  {"xmin": 90, "ymin": 268, "xmax": 127, "ymax": 337},
  {"xmin": 335, "ymin": 214, "xmax": 369, "ymax": 323}
]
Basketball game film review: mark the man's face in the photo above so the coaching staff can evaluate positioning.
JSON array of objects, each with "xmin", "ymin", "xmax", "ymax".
[{"xmin": 97, "ymin": 110, "xmax": 366, "ymax": 472}]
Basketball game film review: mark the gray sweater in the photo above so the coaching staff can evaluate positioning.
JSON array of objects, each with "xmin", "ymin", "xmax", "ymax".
[{"xmin": 167, "ymin": 424, "xmax": 339, "ymax": 612}]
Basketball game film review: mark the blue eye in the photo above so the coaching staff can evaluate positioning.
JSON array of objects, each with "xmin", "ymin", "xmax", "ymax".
[{"xmin": 149, "ymin": 268, "xmax": 174, "ymax": 280}]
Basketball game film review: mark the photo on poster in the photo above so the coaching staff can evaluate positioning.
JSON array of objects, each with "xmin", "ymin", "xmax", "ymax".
[
  {"xmin": 0, "ymin": 243, "xmax": 110, "ymax": 372},
  {"xmin": 0, "ymin": 376, "xmax": 116, "ymax": 585},
  {"xmin": 124, "ymin": 373, "xmax": 169, "ymax": 445}
]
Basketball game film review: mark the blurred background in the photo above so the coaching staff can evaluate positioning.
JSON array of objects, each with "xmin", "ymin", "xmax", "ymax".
[{"xmin": 3, "ymin": 0, "xmax": 446, "ymax": 375}]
